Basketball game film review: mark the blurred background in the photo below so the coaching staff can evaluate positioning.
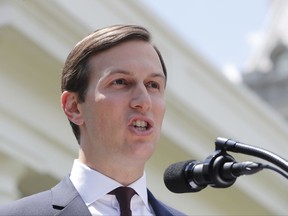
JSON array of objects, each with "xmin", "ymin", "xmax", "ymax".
[{"xmin": 0, "ymin": 0, "xmax": 287, "ymax": 215}]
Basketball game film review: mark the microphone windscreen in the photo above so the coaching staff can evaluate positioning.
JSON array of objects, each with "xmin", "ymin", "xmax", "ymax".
[{"xmin": 163, "ymin": 160, "xmax": 195, "ymax": 193}]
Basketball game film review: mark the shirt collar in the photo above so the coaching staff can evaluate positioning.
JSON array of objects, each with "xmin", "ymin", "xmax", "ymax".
[{"xmin": 69, "ymin": 159, "xmax": 150, "ymax": 209}]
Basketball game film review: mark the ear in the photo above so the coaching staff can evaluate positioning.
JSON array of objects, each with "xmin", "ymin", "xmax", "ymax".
[{"xmin": 61, "ymin": 91, "xmax": 84, "ymax": 125}]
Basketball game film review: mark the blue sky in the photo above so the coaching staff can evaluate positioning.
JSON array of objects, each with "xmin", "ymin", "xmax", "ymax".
[{"xmin": 139, "ymin": 0, "xmax": 269, "ymax": 81}]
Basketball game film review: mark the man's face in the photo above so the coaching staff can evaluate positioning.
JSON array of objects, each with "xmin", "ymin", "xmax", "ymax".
[{"xmin": 78, "ymin": 40, "xmax": 166, "ymax": 168}]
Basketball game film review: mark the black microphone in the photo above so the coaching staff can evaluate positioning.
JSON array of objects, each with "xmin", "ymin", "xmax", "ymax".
[{"xmin": 164, "ymin": 151, "xmax": 263, "ymax": 193}]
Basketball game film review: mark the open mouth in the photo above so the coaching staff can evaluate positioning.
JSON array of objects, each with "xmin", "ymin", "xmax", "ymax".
[{"xmin": 132, "ymin": 120, "xmax": 149, "ymax": 131}]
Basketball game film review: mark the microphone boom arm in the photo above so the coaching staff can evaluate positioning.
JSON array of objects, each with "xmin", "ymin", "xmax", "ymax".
[{"xmin": 215, "ymin": 137, "xmax": 288, "ymax": 174}]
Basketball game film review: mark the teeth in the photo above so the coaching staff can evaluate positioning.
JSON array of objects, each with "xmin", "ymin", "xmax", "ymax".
[{"xmin": 133, "ymin": 120, "xmax": 148, "ymax": 128}]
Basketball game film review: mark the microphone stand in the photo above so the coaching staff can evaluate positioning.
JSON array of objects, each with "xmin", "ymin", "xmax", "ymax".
[
  {"xmin": 162, "ymin": 137, "xmax": 288, "ymax": 194},
  {"xmin": 215, "ymin": 137, "xmax": 288, "ymax": 177}
]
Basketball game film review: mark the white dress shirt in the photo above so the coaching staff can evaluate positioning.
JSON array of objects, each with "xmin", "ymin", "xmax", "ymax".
[{"xmin": 70, "ymin": 159, "xmax": 154, "ymax": 215}]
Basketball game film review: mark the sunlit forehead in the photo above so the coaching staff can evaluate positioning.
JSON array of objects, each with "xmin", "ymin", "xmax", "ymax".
[{"xmin": 88, "ymin": 40, "xmax": 166, "ymax": 85}]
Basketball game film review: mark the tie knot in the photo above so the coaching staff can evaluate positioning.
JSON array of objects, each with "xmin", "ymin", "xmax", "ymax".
[{"xmin": 109, "ymin": 187, "xmax": 136, "ymax": 216}]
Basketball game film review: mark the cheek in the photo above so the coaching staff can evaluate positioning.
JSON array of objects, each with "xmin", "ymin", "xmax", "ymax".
[
  {"xmin": 95, "ymin": 96, "xmax": 126, "ymax": 126},
  {"xmin": 155, "ymin": 99, "xmax": 166, "ymax": 122}
]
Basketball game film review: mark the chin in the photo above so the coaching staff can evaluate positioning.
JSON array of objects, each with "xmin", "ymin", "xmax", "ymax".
[{"xmin": 133, "ymin": 144, "xmax": 155, "ymax": 161}]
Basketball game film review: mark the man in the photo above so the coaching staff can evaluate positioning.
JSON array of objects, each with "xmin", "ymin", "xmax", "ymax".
[{"xmin": 0, "ymin": 25, "xmax": 185, "ymax": 215}]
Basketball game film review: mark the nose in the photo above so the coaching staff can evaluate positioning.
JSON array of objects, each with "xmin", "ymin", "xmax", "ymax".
[{"xmin": 130, "ymin": 84, "xmax": 152, "ymax": 113}]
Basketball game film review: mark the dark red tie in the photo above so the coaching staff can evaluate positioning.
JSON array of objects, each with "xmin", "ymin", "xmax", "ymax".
[{"xmin": 109, "ymin": 187, "xmax": 136, "ymax": 216}]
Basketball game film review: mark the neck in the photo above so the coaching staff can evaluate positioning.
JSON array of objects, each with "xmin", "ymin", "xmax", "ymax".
[{"xmin": 78, "ymin": 150, "xmax": 145, "ymax": 186}]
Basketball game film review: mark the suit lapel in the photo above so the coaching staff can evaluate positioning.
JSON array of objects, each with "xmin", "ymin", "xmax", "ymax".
[
  {"xmin": 147, "ymin": 189, "xmax": 175, "ymax": 216},
  {"xmin": 50, "ymin": 176, "xmax": 182, "ymax": 216},
  {"xmin": 51, "ymin": 175, "xmax": 91, "ymax": 216}
]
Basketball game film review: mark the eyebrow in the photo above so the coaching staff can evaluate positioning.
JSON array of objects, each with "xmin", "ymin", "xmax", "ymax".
[{"xmin": 104, "ymin": 69, "xmax": 166, "ymax": 81}]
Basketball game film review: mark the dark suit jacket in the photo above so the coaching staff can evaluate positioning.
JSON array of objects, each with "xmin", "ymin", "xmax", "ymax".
[{"xmin": 0, "ymin": 175, "xmax": 185, "ymax": 216}]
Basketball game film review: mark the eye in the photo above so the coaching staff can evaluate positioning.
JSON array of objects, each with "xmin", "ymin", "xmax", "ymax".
[
  {"xmin": 112, "ymin": 79, "xmax": 128, "ymax": 86},
  {"xmin": 146, "ymin": 81, "xmax": 160, "ymax": 90}
]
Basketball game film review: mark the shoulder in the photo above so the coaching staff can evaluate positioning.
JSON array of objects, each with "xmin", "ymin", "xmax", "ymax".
[
  {"xmin": 147, "ymin": 189, "xmax": 186, "ymax": 216},
  {"xmin": 0, "ymin": 190, "xmax": 55, "ymax": 216},
  {"xmin": 156, "ymin": 199, "xmax": 187, "ymax": 216},
  {"xmin": 0, "ymin": 175, "xmax": 89, "ymax": 216}
]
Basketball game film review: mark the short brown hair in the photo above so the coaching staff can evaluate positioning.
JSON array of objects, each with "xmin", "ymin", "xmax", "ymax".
[{"xmin": 61, "ymin": 24, "xmax": 167, "ymax": 143}]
